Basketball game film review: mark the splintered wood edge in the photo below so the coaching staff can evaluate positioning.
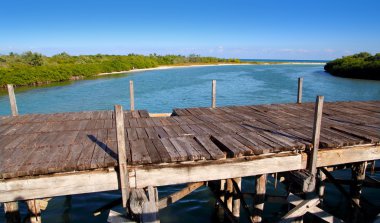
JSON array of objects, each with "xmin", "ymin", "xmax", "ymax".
[{"xmin": 1, "ymin": 144, "xmax": 379, "ymax": 202}]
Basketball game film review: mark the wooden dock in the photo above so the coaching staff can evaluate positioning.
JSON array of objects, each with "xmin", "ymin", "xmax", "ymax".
[{"xmin": 1, "ymin": 100, "xmax": 379, "ymax": 222}]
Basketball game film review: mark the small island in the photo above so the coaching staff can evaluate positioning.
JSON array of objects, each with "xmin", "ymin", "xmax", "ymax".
[{"xmin": 324, "ymin": 52, "xmax": 380, "ymax": 80}]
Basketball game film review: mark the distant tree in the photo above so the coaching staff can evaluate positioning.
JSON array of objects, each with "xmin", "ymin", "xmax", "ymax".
[{"xmin": 21, "ymin": 51, "xmax": 44, "ymax": 66}]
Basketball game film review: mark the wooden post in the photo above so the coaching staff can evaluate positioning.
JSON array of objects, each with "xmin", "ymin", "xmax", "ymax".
[
  {"xmin": 232, "ymin": 177, "xmax": 241, "ymax": 220},
  {"xmin": 4, "ymin": 202, "xmax": 21, "ymax": 223},
  {"xmin": 211, "ymin": 80, "xmax": 216, "ymax": 108},
  {"xmin": 141, "ymin": 186, "xmax": 160, "ymax": 223},
  {"xmin": 226, "ymin": 179, "xmax": 233, "ymax": 212},
  {"xmin": 253, "ymin": 174, "xmax": 267, "ymax": 223},
  {"xmin": 351, "ymin": 161, "xmax": 367, "ymax": 222},
  {"xmin": 129, "ymin": 80, "xmax": 135, "ymax": 111},
  {"xmin": 307, "ymin": 95, "xmax": 324, "ymax": 193},
  {"xmin": 7, "ymin": 84, "xmax": 18, "ymax": 116},
  {"xmin": 114, "ymin": 105, "xmax": 129, "ymax": 208},
  {"xmin": 297, "ymin": 78, "xmax": 303, "ymax": 104},
  {"xmin": 26, "ymin": 200, "xmax": 41, "ymax": 223},
  {"xmin": 317, "ymin": 169, "xmax": 326, "ymax": 202},
  {"xmin": 217, "ymin": 179, "xmax": 226, "ymax": 221}
]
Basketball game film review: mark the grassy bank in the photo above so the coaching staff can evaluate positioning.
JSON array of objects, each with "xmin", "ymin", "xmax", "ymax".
[
  {"xmin": 324, "ymin": 52, "xmax": 380, "ymax": 80},
  {"xmin": 0, "ymin": 52, "xmax": 240, "ymax": 87}
]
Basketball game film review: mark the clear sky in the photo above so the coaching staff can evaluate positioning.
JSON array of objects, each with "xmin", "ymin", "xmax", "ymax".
[{"xmin": 1, "ymin": 0, "xmax": 380, "ymax": 60}]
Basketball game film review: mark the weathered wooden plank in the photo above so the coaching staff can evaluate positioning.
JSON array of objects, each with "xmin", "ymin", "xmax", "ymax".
[{"xmin": 131, "ymin": 139, "xmax": 152, "ymax": 164}]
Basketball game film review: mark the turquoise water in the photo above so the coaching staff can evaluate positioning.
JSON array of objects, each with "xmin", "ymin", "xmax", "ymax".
[{"xmin": 1, "ymin": 64, "xmax": 380, "ymax": 222}]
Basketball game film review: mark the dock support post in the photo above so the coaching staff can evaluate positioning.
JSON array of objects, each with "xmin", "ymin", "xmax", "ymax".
[
  {"xmin": 253, "ymin": 174, "xmax": 267, "ymax": 223},
  {"xmin": 141, "ymin": 186, "xmax": 160, "ymax": 223},
  {"xmin": 130, "ymin": 80, "xmax": 135, "ymax": 111},
  {"xmin": 232, "ymin": 177, "xmax": 241, "ymax": 220},
  {"xmin": 317, "ymin": 169, "xmax": 326, "ymax": 202},
  {"xmin": 7, "ymin": 84, "xmax": 18, "ymax": 116},
  {"xmin": 217, "ymin": 179, "xmax": 226, "ymax": 221},
  {"xmin": 4, "ymin": 202, "xmax": 21, "ymax": 223},
  {"xmin": 26, "ymin": 200, "xmax": 41, "ymax": 223},
  {"xmin": 226, "ymin": 179, "xmax": 233, "ymax": 212},
  {"xmin": 211, "ymin": 80, "xmax": 216, "ymax": 108},
  {"xmin": 114, "ymin": 105, "xmax": 130, "ymax": 208},
  {"xmin": 297, "ymin": 78, "xmax": 303, "ymax": 104},
  {"xmin": 351, "ymin": 161, "xmax": 367, "ymax": 222}
]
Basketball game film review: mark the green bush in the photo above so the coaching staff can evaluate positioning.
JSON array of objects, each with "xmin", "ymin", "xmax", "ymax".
[{"xmin": 324, "ymin": 52, "xmax": 380, "ymax": 80}]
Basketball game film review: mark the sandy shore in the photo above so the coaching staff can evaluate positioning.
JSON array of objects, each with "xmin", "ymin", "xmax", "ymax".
[{"xmin": 97, "ymin": 62, "xmax": 326, "ymax": 76}]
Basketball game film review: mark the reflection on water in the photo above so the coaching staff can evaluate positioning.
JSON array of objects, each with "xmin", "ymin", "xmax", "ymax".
[{"xmin": 0, "ymin": 65, "xmax": 379, "ymax": 222}]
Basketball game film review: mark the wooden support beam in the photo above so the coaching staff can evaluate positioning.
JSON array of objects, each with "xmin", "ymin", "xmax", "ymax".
[
  {"xmin": 130, "ymin": 188, "xmax": 148, "ymax": 216},
  {"xmin": 307, "ymin": 95, "xmax": 324, "ymax": 192},
  {"xmin": 285, "ymin": 170, "xmax": 313, "ymax": 193},
  {"xmin": 351, "ymin": 161, "xmax": 367, "ymax": 222},
  {"xmin": 141, "ymin": 186, "xmax": 160, "ymax": 223},
  {"xmin": 26, "ymin": 200, "xmax": 41, "ymax": 223},
  {"xmin": 212, "ymin": 80, "xmax": 216, "ymax": 108},
  {"xmin": 297, "ymin": 77, "xmax": 303, "ymax": 104},
  {"xmin": 130, "ymin": 80, "xmax": 135, "ymax": 111},
  {"xmin": 286, "ymin": 193, "xmax": 342, "ymax": 223},
  {"xmin": 7, "ymin": 84, "xmax": 18, "ymax": 116},
  {"xmin": 4, "ymin": 202, "xmax": 21, "ymax": 223},
  {"xmin": 231, "ymin": 178, "xmax": 254, "ymax": 223},
  {"xmin": 280, "ymin": 196, "xmax": 320, "ymax": 222},
  {"xmin": 253, "ymin": 174, "xmax": 267, "ymax": 223},
  {"xmin": 226, "ymin": 179, "xmax": 233, "ymax": 212},
  {"xmin": 158, "ymin": 182, "xmax": 204, "ymax": 209},
  {"xmin": 1, "ymin": 146, "xmax": 380, "ymax": 203},
  {"xmin": 114, "ymin": 105, "xmax": 130, "ymax": 208},
  {"xmin": 232, "ymin": 178, "xmax": 241, "ymax": 219}
]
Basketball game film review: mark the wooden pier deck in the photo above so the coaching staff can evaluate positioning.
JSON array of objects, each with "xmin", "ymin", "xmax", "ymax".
[{"xmin": 1, "ymin": 100, "xmax": 379, "ymax": 222}]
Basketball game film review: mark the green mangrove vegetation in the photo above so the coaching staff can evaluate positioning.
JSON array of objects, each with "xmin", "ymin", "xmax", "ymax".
[
  {"xmin": 0, "ymin": 52, "xmax": 240, "ymax": 87},
  {"xmin": 324, "ymin": 52, "xmax": 380, "ymax": 80}
]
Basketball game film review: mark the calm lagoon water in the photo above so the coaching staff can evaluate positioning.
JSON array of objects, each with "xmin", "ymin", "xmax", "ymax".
[{"xmin": 1, "ymin": 64, "xmax": 379, "ymax": 222}]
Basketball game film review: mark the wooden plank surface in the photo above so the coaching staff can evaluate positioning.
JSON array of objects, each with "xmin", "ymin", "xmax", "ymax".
[{"xmin": 0, "ymin": 101, "xmax": 379, "ymax": 179}]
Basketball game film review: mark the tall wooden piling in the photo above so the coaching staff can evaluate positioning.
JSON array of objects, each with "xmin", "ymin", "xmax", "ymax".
[
  {"xmin": 253, "ymin": 174, "xmax": 267, "ymax": 222},
  {"xmin": 130, "ymin": 80, "xmax": 135, "ymax": 111},
  {"xmin": 4, "ymin": 202, "xmax": 21, "ymax": 223},
  {"xmin": 212, "ymin": 80, "xmax": 216, "ymax": 108},
  {"xmin": 307, "ymin": 95, "xmax": 324, "ymax": 192},
  {"xmin": 7, "ymin": 84, "xmax": 18, "ymax": 116},
  {"xmin": 297, "ymin": 78, "xmax": 303, "ymax": 104},
  {"xmin": 114, "ymin": 105, "xmax": 129, "ymax": 207}
]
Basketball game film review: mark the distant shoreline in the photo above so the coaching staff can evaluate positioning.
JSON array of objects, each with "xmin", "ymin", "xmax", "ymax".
[{"xmin": 97, "ymin": 62, "xmax": 326, "ymax": 77}]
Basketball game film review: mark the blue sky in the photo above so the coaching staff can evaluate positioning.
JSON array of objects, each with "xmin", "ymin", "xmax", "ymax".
[{"xmin": 1, "ymin": 0, "xmax": 380, "ymax": 60}]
